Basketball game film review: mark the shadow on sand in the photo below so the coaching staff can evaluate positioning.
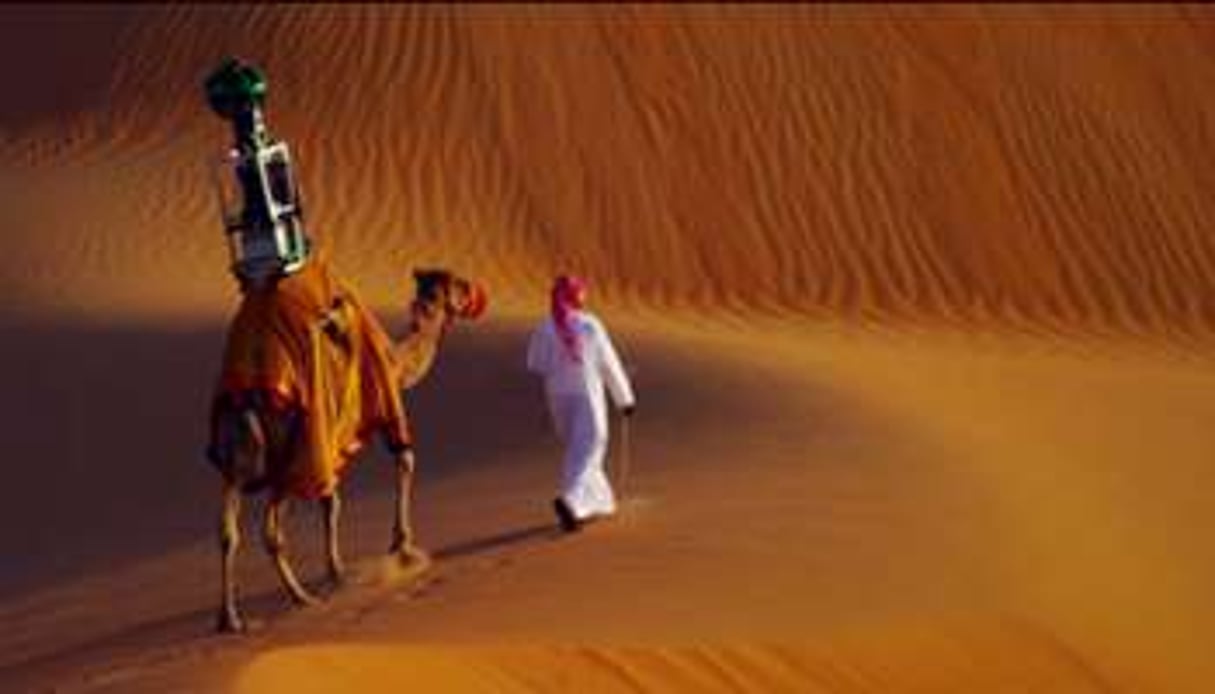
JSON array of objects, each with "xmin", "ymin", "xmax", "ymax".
[{"xmin": 433, "ymin": 522, "xmax": 561, "ymax": 562}]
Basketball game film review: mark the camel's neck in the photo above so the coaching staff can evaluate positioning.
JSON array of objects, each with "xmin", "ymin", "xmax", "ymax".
[{"xmin": 393, "ymin": 302, "xmax": 447, "ymax": 390}]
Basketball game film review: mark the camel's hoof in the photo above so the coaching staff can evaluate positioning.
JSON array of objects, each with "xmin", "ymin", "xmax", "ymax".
[
  {"xmin": 216, "ymin": 610, "xmax": 246, "ymax": 634},
  {"xmin": 394, "ymin": 544, "xmax": 432, "ymax": 569},
  {"xmin": 372, "ymin": 547, "xmax": 433, "ymax": 588}
]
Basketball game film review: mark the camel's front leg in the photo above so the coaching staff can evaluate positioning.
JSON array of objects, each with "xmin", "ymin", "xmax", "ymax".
[
  {"xmin": 263, "ymin": 497, "xmax": 320, "ymax": 606},
  {"xmin": 389, "ymin": 447, "xmax": 429, "ymax": 566},
  {"xmin": 321, "ymin": 492, "xmax": 344, "ymax": 584},
  {"xmin": 217, "ymin": 481, "xmax": 245, "ymax": 633}
]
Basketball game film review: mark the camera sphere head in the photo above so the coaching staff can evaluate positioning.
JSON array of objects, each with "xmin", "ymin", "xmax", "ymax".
[{"xmin": 204, "ymin": 57, "xmax": 267, "ymax": 120}]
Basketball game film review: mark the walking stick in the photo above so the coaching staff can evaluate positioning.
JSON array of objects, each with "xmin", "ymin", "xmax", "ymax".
[{"xmin": 615, "ymin": 409, "xmax": 632, "ymax": 500}]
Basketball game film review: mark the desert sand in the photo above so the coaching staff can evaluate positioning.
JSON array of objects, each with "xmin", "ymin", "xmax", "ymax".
[{"xmin": 2, "ymin": 4, "xmax": 1215, "ymax": 692}]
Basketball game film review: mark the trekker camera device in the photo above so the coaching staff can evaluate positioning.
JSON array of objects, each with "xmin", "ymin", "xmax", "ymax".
[{"xmin": 204, "ymin": 58, "xmax": 309, "ymax": 288}]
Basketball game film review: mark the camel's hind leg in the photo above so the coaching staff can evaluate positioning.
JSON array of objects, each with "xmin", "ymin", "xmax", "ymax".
[
  {"xmin": 321, "ymin": 492, "xmax": 344, "ymax": 584},
  {"xmin": 389, "ymin": 448, "xmax": 429, "ymax": 566},
  {"xmin": 263, "ymin": 497, "xmax": 320, "ymax": 606},
  {"xmin": 217, "ymin": 481, "xmax": 245, "ymax": 633}
]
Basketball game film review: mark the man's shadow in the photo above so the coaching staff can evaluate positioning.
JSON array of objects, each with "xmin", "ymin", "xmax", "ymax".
[{"xmin": 433, "ymin": 522, "xmax": 560, "ymax": 562}]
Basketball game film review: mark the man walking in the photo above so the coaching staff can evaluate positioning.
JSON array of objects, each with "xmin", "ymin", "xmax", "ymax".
[{"xmin": 527, "ymin": 275, "xmax": 635, "ymax": 532}]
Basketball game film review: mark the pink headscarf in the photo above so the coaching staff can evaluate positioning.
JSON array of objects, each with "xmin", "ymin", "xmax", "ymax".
[{"xmin": 551, "ymin": 275, "xmax": 588, "ymax": 363}]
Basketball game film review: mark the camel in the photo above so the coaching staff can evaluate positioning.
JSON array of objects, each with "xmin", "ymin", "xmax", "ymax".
[{"xmin": 207, "ymin": 263, "xmax": 486, "ymax": 633}]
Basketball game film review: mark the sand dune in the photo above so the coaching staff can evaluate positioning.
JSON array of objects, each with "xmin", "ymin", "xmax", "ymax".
[
  {"xmin": 2, "ymin": 5, "xmax": 1215, "ymax": 337},
  {"xmin": 3, "ymin": 4, "xmax": 1215, "ymax": 693}
]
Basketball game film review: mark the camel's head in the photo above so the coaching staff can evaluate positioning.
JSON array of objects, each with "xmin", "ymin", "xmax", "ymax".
[{"xmin": 411, "ymin": 269, "xmax": 488, "ymax": 324}]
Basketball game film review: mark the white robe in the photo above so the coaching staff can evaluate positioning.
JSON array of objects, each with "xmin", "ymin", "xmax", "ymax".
[{"xmin": 527, "ymin": 311, "xmax": 635, "ymax": 520}]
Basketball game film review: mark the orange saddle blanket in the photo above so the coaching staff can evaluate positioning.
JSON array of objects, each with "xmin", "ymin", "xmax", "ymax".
[{"xmin": 211, "ymin": 258, "xmax": 410, "ymax": 499}]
